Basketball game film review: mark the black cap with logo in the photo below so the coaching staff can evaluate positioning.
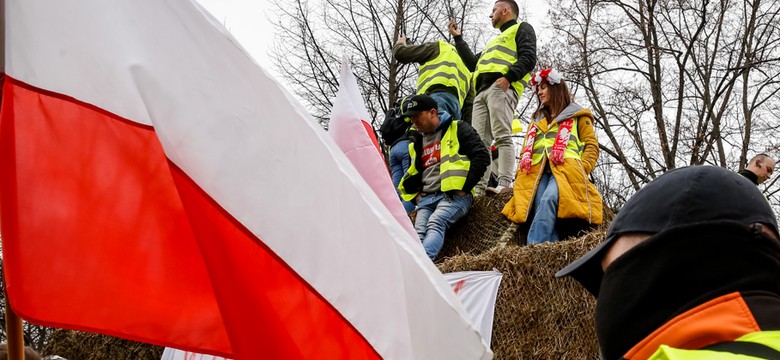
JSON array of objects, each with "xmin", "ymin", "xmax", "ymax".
[{"xmin": 399, "ymin": 94, "xmax": 438, "ymax": 117}]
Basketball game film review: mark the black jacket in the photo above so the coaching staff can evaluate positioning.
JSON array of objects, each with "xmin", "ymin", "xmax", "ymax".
[{"xmin": 739, "ymin": 169, "xmax": 760, "ymax": 185}]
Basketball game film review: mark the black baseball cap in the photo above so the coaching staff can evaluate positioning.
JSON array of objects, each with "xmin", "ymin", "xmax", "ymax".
[
  {"xmin": 556, "ymin": 165, "xmax": 778, "ymax": 296},
  {"xmin": 400, "ymin": 94, "xmax": 438, "ymax": 117}
]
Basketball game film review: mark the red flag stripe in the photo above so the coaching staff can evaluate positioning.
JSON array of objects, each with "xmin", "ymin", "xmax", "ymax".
[
  {"xmin": 360, "ymin": 120, "xmax": 381, "ymax": 154},
  {"xmin": 0, "ymin": 77, "xmax": 380, "ymax": 359}
]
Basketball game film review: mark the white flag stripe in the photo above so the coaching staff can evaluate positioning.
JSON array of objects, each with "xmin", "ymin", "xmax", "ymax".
[
  {"xmin": 162, "ymin": 348, "xmax": 229, "ymax": 360},
  {"xmin": 444, "ymin": 270, "xmax": 504, "ymax": 346},
  {"xmin": 7, "ymin": 1, "xmax": 491, "ymax": 358},
  {"xmin": 328, "ymin": 62, "xmax": 419, "ymax": 243}
]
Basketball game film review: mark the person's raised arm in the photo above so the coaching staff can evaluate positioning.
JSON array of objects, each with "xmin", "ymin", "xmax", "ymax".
[
  {"xmin": 449, "ymin": 18, "xmax": 479, "ymax": 71},
  {"xmin": 392, "ymin": 34, "xmax": 440, "ymax": 65}
]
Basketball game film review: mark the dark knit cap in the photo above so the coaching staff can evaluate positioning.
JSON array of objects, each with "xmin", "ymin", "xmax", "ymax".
[{"xmin": 556, "ymin": 165, "xmax": 778, "ymax": 296}]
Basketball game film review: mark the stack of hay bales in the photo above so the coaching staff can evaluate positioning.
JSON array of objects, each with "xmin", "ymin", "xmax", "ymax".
[
  {"xmin": 42, "ymin": 329, "xmax": 162, "ymax": 360},
  {"xmin": 437, "ymin": 192, "xmax": 516, "ymax": 260},
  {"xmin": 438, "ymin": 229, "xmax": 605, "ymax": 359}
]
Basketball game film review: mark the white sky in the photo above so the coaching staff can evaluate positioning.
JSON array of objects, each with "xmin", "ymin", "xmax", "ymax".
[
  {"xmin": 194, "ymin": 0, "xmax": 551, "ymax": 94},
  {"xmin": 195, "ymin": 0, "xmax": 279, "ymax": 76}
]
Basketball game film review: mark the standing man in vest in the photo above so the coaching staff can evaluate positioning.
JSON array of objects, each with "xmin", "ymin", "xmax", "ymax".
[
  {"xmin": 398, "ymin": 95, "xmax": 490, "ymax": 260},
  {"xmin": 448, "ymin": 0, "xmax": 537, "ymax": 195},
  {"xmin": 739, "ymin": 153, "xmax": 775, "ymax": 186},
  {"xmin": 393, "ymin": 34, "xmax": 471, "ymax": 119},
  {"xmin": 557, "ymin": 166, "xmax": 780, "ymax": 359}
]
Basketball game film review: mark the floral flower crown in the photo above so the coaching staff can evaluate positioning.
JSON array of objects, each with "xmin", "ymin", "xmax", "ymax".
[{"xmin": 530, "ymin": 68, "xmax": 563, "ymax": 87}]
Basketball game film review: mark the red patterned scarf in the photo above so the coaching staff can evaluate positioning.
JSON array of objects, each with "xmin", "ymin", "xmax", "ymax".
[{"xmin": 518, "ymin": 119, "xmax": 574, "ymax": 174}]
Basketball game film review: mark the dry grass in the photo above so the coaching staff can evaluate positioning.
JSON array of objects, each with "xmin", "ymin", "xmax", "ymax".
[
  {"xmin": 438, "ymin": 229, "xmax": 606, "ymax": 359},
  {"xmin": 431, "ymin": 192, "xmax": 516, "ymax": 261},
  {"xmin": 42, "ymin": 329, "xmax": 163, "ymax": 360}
]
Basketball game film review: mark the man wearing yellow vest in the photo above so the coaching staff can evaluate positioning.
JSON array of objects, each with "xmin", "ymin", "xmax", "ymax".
[
  {"xmin": 393, "ymin": 34, "xmax": 471, "ymax": 120},
  {"xmin": 448, "ymin": 0, "xmax": 536, "ymax": 195},
  {"xmin": 557, "ymin": 166, "xmax": 780, "ymax": 359},
  {"xmin": 398, "ymin": 94, "xmax": 489, "ymax": 260}
]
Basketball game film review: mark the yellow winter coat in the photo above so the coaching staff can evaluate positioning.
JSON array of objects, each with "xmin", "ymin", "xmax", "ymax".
[{"xmin": 502, "ymin": 104, "xmax": 603, "ymax": 224}]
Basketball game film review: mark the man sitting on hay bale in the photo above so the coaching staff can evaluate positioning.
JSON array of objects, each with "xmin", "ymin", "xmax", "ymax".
[
  {"xmin": 397, "ymin": 94, "xmax": 490, "ymax": 260},
  {"xmin": 557, "ymin": 166, "xmax": 780, "ymax": 359}
]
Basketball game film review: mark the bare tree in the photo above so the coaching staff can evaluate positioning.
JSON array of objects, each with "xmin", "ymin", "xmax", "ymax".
[
  {"xmin": 270, "ymin": 0, "xmax": 491, "ymax": 131},
  {"xmin": 545, "ymin": 0, "xmax": 780, "ymax": 210}
]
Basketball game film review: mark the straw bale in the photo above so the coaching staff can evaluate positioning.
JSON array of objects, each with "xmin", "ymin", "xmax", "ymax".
[
  {"xmin": 438, "ymin": 229, "xmax": 606, "ymax": 359},
  {"xmin": 41, "ymin": 329, "xmax": 163, "ymax": 360},
  {"xmin": 408, "ymin": 192, "xmax": 515, "ymax": 262},
  {"xmin": 438, "ymin": 192, "xmax": 516, "ymax": 260}
]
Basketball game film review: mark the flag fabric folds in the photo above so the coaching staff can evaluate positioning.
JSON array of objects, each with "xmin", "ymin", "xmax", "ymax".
[
  {"xmin": 161, "ymin": 347, "xmax": 230, "ymax": 360},
  {"xmin": 444, "ymin": 270, "xmax": 504, "ymax": 346},
  {"xmin": 0, "ymin": 1, "xmax": 491, "ymax": 359},
  {"xmin": 327, "ymin": 62, "xmax": 417, "ymax": 240},
  {"xmin": 328, "ymin": 62, "xmax": 382, "ymax": 152}
]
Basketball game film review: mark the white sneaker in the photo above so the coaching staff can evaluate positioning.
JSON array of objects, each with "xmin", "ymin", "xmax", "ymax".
[{"xmin": 486, "ymin": 185, "xmax": 511, "ymax": 194}]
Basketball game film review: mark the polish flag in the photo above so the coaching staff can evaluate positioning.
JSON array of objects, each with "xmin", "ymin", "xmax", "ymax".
[
  {"xmin": 444, "ymin": 271, "xmax": 504, "ymax": 346},
  {"xmin": 328, "ymin": 62, "xmax": 417, "ymax": 240},
  {"xmin": 0, "ymin": 1, "xmax": 490, "ymax": 359},
  {"xmin": 328, "ymin": 62, "xmax": 381, "ymax": 152},
  {"xmin": 161, "ymin": 348, "xmax": 229, "ymax": 360}
]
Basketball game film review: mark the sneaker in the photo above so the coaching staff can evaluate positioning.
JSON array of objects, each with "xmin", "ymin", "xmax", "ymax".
[{"xmin": 486, "ymin": 185, "xmax": 512, "ymax": 194}]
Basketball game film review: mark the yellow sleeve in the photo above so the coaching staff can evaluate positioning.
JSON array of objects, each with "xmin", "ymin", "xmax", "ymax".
[{"xmin": 577, "ymin": 115, "xmax": 599, "ymax": 174}]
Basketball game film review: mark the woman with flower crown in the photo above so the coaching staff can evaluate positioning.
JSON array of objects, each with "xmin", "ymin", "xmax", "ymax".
[{"xmin": 502, "ymin": 68, "xmax": 603, "ymax": 244}]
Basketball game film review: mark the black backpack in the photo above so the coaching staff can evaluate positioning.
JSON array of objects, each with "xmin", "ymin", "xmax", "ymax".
[{"xmin": 379, "ymin": 96, "xmax": 412, "ymax": 146}]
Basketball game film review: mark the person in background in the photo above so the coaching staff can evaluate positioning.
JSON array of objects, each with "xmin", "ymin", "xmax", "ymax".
[
  {"xmin": 502, "ymin": 68, "xmax": 602, "ymax": 244},
  {"xmin": 382, "ymin": 96, "xmax": 417, "ymax": 213},
  {"xmin": 739, "ymin": 153, "xmax": 775, "ymax": 185},
  {"xmin": 448, "ymin": 0, "xmax": 537, "ymax": 195},
  {"xmin": 393, "ymin": 34, "xmax": 470, "ymax": 120},
  {"xmin": 557, "ymin": 166, "xmax": 780, "ymax": 359},
  {"xmin": 398, "ymin": 94, "xmax": 489, "ymax": 260}
]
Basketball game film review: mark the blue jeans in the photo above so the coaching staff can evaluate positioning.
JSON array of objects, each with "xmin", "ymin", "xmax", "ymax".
[
  {"xmin": 527, "ymin": 169, "xmax": 559, "ymax": 244},
  {"xmin": 430, "ymin": 91, "xmax": 462, "ymax": 120},
  {"xmin": 389, "ymin": 140, "xmax": 415, "ymax": 213},
  {"xmin": 414, "ymin": 192, "xmax": 473, "ymax": 259}
]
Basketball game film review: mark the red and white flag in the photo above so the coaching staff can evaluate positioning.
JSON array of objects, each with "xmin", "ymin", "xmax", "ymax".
[
  {"xmin": 328, "ymin": 62, "xmax": 417, "ymax": 239},
  {"xmin": 0, "ymin": 1, "xmax": 490, "ymax": 359},
  {"xmin": 444, "ymin": 271, "xmax": 504, "ymax": 346},
  {"xmin": 161, "ymin": 348, "xmax": 229, "ymax": 360}
]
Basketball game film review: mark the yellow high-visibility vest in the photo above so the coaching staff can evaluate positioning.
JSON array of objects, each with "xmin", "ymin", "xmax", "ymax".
[
  {"xmin": 473, "ymin": 23, "xmax": 532, "ymax": 96},
  {"xmin": 647, "ymin": 331, "xmax": 780, "ymax": 359},
  {"xmin": 529, "ymin": 119, "xmax": 585, "ymax": 164},
  {"xmin": 417, "ymin": 40, "xmax": 471, "ymax": 107},
  {"xmin": 398, "ymin": 121, "xmax": 473, "ymax": 200}
]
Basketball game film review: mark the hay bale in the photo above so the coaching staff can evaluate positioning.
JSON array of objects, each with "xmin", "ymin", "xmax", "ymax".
[
  {"xmin": 42, "ymin": 329, "xmax": 163, "ymax": 360},
  {"xmin": 436, "ymin": 192, "xmax": 515, "ymax": 261},
  {"xmin": 438, "ymin": 229, "xmax": 605, "ymax": 359}
]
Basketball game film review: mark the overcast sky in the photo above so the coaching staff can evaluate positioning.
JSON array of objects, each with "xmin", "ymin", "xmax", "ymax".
[
  {"xmin": 195, "ymin": 0, "xmax": 279, "ymax": 76},
  {"xmin": 195, "ymin": 0, "xmax": 551, "ymax": 94}
]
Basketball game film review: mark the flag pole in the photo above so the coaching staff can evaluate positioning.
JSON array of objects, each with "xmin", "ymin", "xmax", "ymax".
[
  {"xmin": 4, "ymin": 291, "xmax": 25, "ymax": 360},
  {"xmin": 2, "ymin": 2, "xmax": 23, "ymax": 354}
]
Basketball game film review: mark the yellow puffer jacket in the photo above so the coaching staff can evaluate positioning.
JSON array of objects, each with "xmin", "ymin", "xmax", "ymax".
[{"xmin": 502, "ymin": 105, "xmax": 603, "ymax": 224}]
